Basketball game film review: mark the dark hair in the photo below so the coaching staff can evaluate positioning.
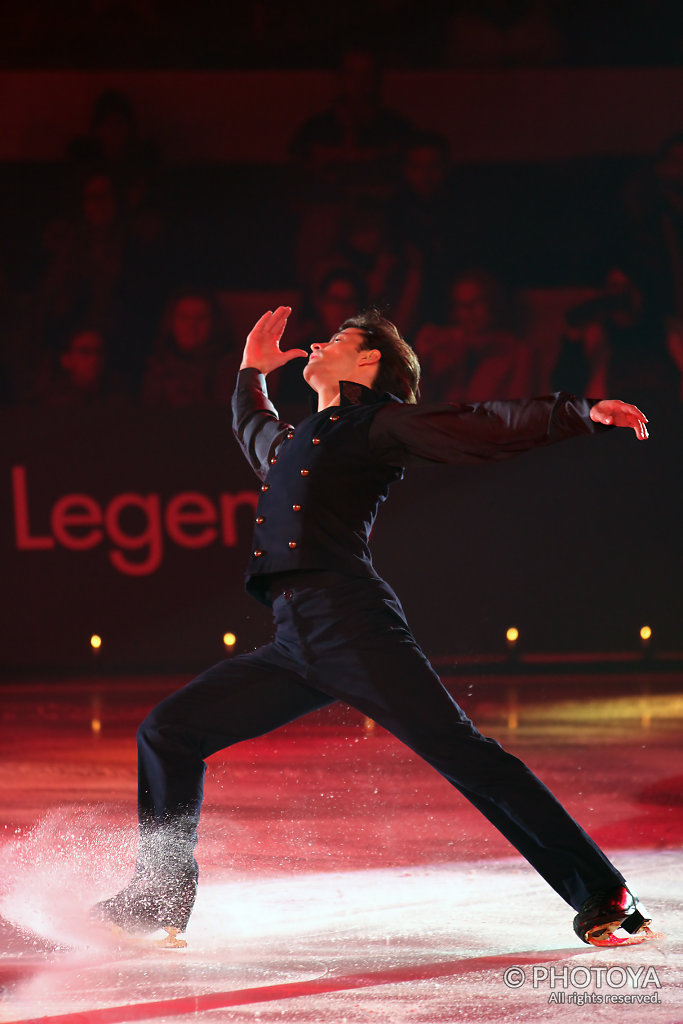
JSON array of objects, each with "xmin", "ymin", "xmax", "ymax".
[{"xmin": 340, "ymin": 310, "xmax": 420, "ymax": 404}]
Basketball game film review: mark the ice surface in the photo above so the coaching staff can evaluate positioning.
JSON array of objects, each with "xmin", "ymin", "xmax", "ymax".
[{"xmin": 0, "ymin": 678, "xmax": 681, "ymax": 1023}]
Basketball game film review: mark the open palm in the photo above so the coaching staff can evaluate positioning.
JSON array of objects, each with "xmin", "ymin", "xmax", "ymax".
[{"xmin": 240, "ymin": 306, "xmax": 308, "ymax": 375}]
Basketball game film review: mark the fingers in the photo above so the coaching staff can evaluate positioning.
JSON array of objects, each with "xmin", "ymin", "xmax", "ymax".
[
  {"xmin": 625, "ymin": 404, "xmax": 649, "ymax": 441},
  {"xmin": 269, "ymin": 305, "xmax": 292, "ymax": 331},
  {"xmin": 247, "ymin": 306, "xmax": 292, "ymax": 346},
  {"xmin": 624, "ymin": 410, "xmax": 649, "ymax": 440},
  {"xmin": 623, "ymin": 402, "xmax": 648, "ymax": 424},
  {"xmin": 251, "ymin": 305, "xmax": 292, "ymax": 329}
]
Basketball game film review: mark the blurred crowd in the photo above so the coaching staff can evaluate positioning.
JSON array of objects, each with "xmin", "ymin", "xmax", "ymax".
[{"xmin": 1, "ymin": 53, "xmax": 682, "ymax": 415}]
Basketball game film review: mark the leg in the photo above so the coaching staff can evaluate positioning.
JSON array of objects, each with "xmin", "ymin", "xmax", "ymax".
[
  {"xmin": 277, "ymin": 575, "xmax": 628, "ymax": 912},
  {"xmin": 137, "ymin": 643, "xmax": 334, "ymax": 865},
  {"xmin": 94, "ymin": 643, "xmax": 334, "ymax": 935},
  {"xmin": 321, "ymin": 640, "xmax": 626, "ymax": 911}
]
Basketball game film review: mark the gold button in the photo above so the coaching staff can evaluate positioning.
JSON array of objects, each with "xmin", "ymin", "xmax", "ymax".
[
  {"xmin": 312, "ymin": 437, "xmax": 321, "ymax": 445},
  {"xmin": 300, "ymin": 468, "xmax": 310, "ymax": 476},
  {"xmin": 288, "ymin": 541, "xmax": 297, "ymax": 549},
  {"xmin": 255, "ymin": 516, "xmax": 265, "ymax": 524},
  {"xmin": 269, "ymin": 457, "xmax": 277, "ymax": 465},
  {"xmin": 292, "ymin": 504, "xmax": 302, "ymax": 512},
  {"xmin": 261, "ymin": 484, "xmax": 269, "ymax": 492},
  {"xmin": 330, "ymin": 414, "xmax": 340, "ymax": 422},
  {"xmin": 253, "ymin": 550, "xmax": 264, "ymax": 557}
]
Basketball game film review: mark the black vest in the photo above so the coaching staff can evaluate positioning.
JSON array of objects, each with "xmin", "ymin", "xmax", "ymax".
[{"xmin": 246, "ymin": 390, "xmax": 404, "ymax": 605}]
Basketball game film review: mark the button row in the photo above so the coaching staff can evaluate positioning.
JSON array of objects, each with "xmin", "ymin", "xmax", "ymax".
[
  {"xmin": 253, "ymin": 541, "xmax": 299, "ymax": 557},
  {"xmin": 254, "ymin": 505, "xmax": 302, "ymax": 525},
  {"xmin": 269, "ymin": 434, "xmax": 319, "ymax": 468}
]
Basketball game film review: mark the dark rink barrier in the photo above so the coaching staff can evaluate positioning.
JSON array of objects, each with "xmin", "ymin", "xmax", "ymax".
[{"xmin": 2, "ymin": 401, "xmax": 681, "ymax": 671}]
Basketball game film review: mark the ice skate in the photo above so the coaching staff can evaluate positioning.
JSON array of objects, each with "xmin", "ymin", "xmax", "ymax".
[
  {"xmin": 573, "ymin": 885, "xmax": 659, "ymax": 947},
  {"xmin": 92, "ymin": 866, "xmax": 197, "ymax": 949}
]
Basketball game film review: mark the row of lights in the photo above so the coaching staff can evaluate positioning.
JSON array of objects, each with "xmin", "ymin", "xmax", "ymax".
[
  {"xmin": 88, "ymin": 626, "xmax": 656, "ymax": 653},
  {"xmin": 505, "ymin": 625, "xmax": 653, "ymax": 646},
  {"xmin": 90, "ymin": 632, "xmax": 238, "ymax": 651}
]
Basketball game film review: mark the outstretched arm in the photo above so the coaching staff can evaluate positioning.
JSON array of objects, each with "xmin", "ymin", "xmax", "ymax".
[{"xmin": 370, "ymin": 393, "xmax": 649, "ymax": 467}]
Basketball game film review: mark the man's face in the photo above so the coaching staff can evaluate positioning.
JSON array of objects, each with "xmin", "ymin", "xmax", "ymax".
[{"xmin": 303, "ymin": 328, "xmax": 370, "ymax": 390}]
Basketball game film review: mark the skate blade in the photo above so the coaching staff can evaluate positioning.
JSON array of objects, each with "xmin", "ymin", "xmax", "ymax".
[
  {"xmin": 585, "ymin": 922, "xmax": 662, "ymax": 947},
  {"xmin": 156, "ymin": 927, "xmax": 187, "ymax": 949},
  {"xmin": 107, "ymin": 923, "xmax": 187, "ymax": 949}
]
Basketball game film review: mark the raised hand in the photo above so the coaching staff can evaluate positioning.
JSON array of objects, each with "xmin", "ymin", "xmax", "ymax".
[
  {"xmin": 590, "ymin": 399, "xmax": 649, "ymax": 440},
  {"xmin": 240, "ymin": 306, "xmax": 308, "ymax": 375}
]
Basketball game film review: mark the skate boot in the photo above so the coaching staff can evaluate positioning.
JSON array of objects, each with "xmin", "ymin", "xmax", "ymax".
[
  {"xmin": 92, "ymin": 866, "xmax": 197, "ymax": 948},
  {"xmin": 573, "ymin": 885, "xmax": 657, "ymax": 947}
]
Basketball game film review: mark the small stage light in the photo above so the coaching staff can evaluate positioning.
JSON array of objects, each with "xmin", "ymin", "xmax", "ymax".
[
  {"xmin": 506, "ymin": 626, "xmax": 519, "ymax": 644},
  {"xmin": 91, "ymin": 718, "xmax": 102, "ymax": 734},
  {"xmin": 640, "ymin": 625, "xmax": 652, "ymax": 642},
  {"xmin": 223, "ymin": 632, "xmax": 237, "ymax": 648},
  {"xmin": 90, "ymin": 634, "xmax": 102, "ymax": 650}
]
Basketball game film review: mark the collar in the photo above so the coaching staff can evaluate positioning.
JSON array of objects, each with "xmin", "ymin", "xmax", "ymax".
[
  {"xmin": 308, "ymin": 380, "xmax": 403, "ymax": 413},
  {"xmin": 339, "ymin": 380, "xmax": 383, "ymax": 406}
]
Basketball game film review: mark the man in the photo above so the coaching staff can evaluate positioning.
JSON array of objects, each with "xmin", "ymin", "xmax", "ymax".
[{"xmin": 95, "ymin": 306, "xmax": 654, "ymax": 950}]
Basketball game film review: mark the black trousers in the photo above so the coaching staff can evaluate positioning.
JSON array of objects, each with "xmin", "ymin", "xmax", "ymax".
[{"xmin": 136, "ymin": 572, "xmax": 626, "ymax": 911}]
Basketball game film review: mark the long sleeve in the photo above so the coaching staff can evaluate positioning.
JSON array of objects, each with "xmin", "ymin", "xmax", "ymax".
[
  {"xmin": 231, "ymin": 368, "xmax": 294, "ymax": 480},
  {"xmin": 369, "ymin": 392, "xmax": 611, "ymax": 467}
]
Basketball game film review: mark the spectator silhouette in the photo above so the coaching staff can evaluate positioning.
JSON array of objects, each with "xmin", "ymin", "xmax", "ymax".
[
  {"xmin": 623, "ymin": 132, "xmax": 683, "ymax": 322},
  {"xmin": 142, "ymin": 290, "xmax": 238, "ymax": 409},
  {"xmin": 389, "ymin": 133, "xmax": 459, "ymax": 323},
  {"xmin": 415, "ymin": 270, "xmax": 534, "ymax": 401},
  {"xmin": 32, "ymin": 326, "xmax": 128, "ymax": 411},
  {"xmin": 39, "ymin": 165, "xmax": 169, "ymax": 385},
  {"xmin": 38, "ymin": 170, "xmax": 128, "ymax": 334},
  {"xmin": 68, "ymin": 90, "xmax": 164, "ymax": 230},
  {"xmin": 553, "ymin": 265, "xmax": 681, "ymax": 404},
  {"xmin": 290, "ymin": 48, "xmax": 415, "ymax": 199}
]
